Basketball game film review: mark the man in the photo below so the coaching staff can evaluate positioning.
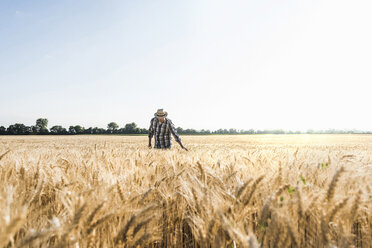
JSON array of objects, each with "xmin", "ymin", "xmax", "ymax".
[{"xmin": 148, "ymin": 109, "xmax": 188, "ymax": 150}]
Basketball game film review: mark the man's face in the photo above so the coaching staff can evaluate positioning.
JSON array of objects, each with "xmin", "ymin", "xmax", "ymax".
[{"xmin": 157, "ymin": 117, "xmax": 165, "ymax": 123}]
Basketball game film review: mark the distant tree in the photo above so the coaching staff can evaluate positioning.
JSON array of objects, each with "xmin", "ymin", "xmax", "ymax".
[
  {"xmin": 7, "ymin": 123, "xmax": 31, "ymax": 135},
  {"xmin": 215, "ymin": 129, "xmax": 223, "ymax": 134},
  {"xmin": 139, "ymin": 128, "xmax": 148, "ymax": 134},
  {"xmin": 107, "ymin": 122, "xmax": 119, "ymax": 133},
  {"xmin": 36, "ymin": 118, "xmax": 48, "ymax": 128},
  {"xmin": 272, "ymin": 129, "xmax": 285, "ymax": 134},
  {"xmin": 30, "ymin": 126, "xmax": 38, "ymax": 134},
  {"xmin": 91, "ymin": 127, "xmax": 106, "ymax": 134},
  {"xmin": 124, "ymin": 122, "xmax": 139, "ymax": 134},
  {"xmin": 185, "ymin": 129, "xmax": 197, "ymax": 134},
  {"xmin": 101, "ymin": 128, "xmax": 107, "ymax": 134},
  {"xmin": 74, "ymin": 125, "xmax": 84, "ymax": 134},
  {"xmin": 84, "ymin": 127, "xmax": 93, "ymax": 134},
  {"xmin": 68, "ymin": 126, "xmax": 76, "ymax": 134},
  {"xmin": 0, "ymin": 126, "xmax": 6, "ymax": 135},
  {"xmin": 200, "ymin": 129, "xmax": 211, "ymax": 134},
  {"xmin": 7, "ymin": 125, "xmax": 16, "ymax": 135},
  {"xmin": 176, "ymin": 127, "xmax": 184, "ymax": 134},
  {"xmin": 248, "ymin": 129, "xmax": 255, "ymax": 134},
  {"xmin": 50, "ymin": 125, "xmax": 67, "ymax": 134},
  {"xmin": 35, "ymin": 118, "xmax": 48, "ymax": 134},
  {"xmin": 229, "ymin": 128, "xmax": 238, "ymax": 134}
]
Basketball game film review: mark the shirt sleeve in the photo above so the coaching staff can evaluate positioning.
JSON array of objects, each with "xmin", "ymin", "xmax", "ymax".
[
  {"xmin": 168, "ymin": 119, "xmax": 181, "ymax": 143},
  {"xmin": 148, "ymin": 118, "xmax": 155, "ymax": 139}
]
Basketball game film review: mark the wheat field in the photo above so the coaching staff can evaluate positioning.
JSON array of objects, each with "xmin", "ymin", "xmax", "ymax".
[{"xmin": 0, "ymin": 134, "xmax": 371, "ymax": 248}]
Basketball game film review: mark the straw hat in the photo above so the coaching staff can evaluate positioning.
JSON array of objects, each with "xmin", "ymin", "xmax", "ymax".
[{"xmin": 154, "ymin": 109, "xmax": 168, "ymax": 117}]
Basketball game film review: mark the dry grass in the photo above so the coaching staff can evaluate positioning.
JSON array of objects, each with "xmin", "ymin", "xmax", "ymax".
[{"xmin": 0, "ymin": 134, "xmax": 371, "ymax": 247}]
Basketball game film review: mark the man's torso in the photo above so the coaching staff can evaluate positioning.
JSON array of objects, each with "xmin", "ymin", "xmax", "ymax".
[{"xmin": 152, "ymin": 118, "xmax": 172, "ymax": 148}]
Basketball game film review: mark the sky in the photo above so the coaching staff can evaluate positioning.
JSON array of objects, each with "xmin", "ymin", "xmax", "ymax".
[{"xmin": 0, "ymin": 0, "xmax": 371, "ymax": 131}]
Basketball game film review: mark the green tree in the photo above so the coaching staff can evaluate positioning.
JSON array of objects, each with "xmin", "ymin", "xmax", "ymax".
[
  {"xmin": 229, "ymin": 128, "xmax": 238, "ymax": 134},
  {"xmin": 7, "ymin": 123, "xmax": 31, "ymax": 135},
  {"xmin": 74, "ymin": 125, "xmax": 84, "ymax": 134},
  {"xmin": 36, "ymin": 118, "xmax": 48, "ymax": 129},
  {"xmin": 124, "ymin": 122, "xmax": 139, "ymax": 134},
  {"xmin": 84, "ymin": 127, "xmax": 93, "ymax": 134},
  {"xmin": 92, "ymin": 127, "xmax": 106, "ymax": 134},
  {"xmin": 36, "ymin": 118, "xmax": 49, "ymax": 134},
  {"xmin": 0, "ymin": 126, "xmax": 6, "ymax": 135},
  {"xmin": 107, "ymin": 122, "xmax": 119, "ymax": 133},
  {"xmin": 68, "ymin": 126, "xmax": 76, "ymax": 134},
  {"xmin": 50, "ymin": 125, "xmax": 67, "ymax": 134}
]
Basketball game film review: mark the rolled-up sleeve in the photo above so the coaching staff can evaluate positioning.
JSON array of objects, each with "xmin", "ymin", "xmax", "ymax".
[
  {"xmin": 148, "ymin": 118, "xmax": 154, "ymax": 139},
  {"xmin": 168, "ymin": 119, "xmax": 181, "ymax": 143}
]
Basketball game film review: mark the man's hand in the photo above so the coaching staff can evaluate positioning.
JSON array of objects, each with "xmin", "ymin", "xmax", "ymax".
[
  {"xmin": 179, "ymin": 142, "xmax": 188, "ymax": 151},
  {"xmin": 148, "ymin": 137, "xmax": 152, "ymax": 149}
]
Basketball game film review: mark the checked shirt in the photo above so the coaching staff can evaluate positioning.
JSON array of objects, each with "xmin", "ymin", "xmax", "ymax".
[{"xmin": 148, "ymin": 117, "xmax": 181, "ymax": 149}]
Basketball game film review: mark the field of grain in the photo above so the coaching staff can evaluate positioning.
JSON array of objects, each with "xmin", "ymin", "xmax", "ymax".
[{"xmin": 0, "ymin": 134, "xmax": 371, "ymax": 248}]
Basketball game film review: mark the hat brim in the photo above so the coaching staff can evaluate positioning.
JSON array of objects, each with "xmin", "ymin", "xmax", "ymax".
[{"xmin": 154, "ymin": 112, "xmax": 168, "ymax": 117}]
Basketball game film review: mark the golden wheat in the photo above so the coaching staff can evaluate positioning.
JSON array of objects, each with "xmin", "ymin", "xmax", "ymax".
[{"xmin": 0, "ymin": 134, "xmax": 371, "ymax": 247}]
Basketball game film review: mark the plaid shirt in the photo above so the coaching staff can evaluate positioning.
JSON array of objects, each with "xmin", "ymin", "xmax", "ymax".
[{"xmin": 148, "ymin": 117, "xmax": 181, "ymax": 149}]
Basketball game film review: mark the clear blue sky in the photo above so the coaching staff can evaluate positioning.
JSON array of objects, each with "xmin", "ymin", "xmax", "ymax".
[{"xmin": 1, "ymin": 0, "xmax": 371, "ymax": 131}]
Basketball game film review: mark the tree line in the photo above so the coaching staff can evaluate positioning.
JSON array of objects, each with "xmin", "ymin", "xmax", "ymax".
[
  {"xmin": 0, "ymin": 119, "xmax": 147, "ymax": 135},
  {"xmin": 0, "ymin": 118, "xmax": 371, "ymax": 135}
]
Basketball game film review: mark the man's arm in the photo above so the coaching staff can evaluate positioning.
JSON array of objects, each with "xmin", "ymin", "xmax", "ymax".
[
  {"xmin": 148, "ymin": 118, "xmax": 154, "ymax": 148},
  {"xmin": 168, "ymin": 120, "xmax": 188, "ymax": 151}
]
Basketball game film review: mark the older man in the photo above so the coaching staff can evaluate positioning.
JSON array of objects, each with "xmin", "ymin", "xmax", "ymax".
[{"xmin": 148, "ymin": 109, "xmax": 188, "ymax": 150}]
